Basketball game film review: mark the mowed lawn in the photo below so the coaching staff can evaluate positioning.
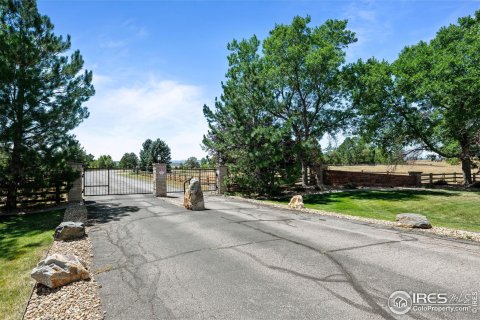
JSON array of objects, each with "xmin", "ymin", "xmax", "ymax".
[
  {"xmin": 268, "ymin": 189, "xmax": 480, "ymax": 232},
  {"xmin": 0, "ymin": 209, "xmax": 63, "ymax": 320}
]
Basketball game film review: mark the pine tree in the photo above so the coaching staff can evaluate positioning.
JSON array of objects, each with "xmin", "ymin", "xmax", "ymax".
[{"xmin": 0, "ymin": 0, "xmax": 94, "ymax": 209}]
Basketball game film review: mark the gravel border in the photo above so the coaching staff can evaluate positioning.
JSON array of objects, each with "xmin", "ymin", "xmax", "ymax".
[
  {"xmin": 226, "ymin": 195, "xmax": 480, "ymax": 243},
  {"xmin": 23, "ymin": 205, "xmax": 103, "ymax": 320}
]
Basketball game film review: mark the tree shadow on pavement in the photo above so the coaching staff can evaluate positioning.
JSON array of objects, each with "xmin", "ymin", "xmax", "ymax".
[{"xmin": 85, "ymin": 201, "xmax": 140, "ymax": 225}]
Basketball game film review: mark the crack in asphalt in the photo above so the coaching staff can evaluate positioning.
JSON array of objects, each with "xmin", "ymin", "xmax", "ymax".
[
  {"xmin": 102, "ymin": 238, "xmax": 283, "ymax": 273},
  {"xmin": 235, "ymin": 221, "xmax": 398, "ymax": 320},
  {"xmin": 90, "ymin": 197, "xmax": 472, "ymax": 320}
]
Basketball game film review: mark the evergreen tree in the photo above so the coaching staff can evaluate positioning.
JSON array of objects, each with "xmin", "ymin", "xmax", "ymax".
[
  {"xmin": 139, "ymin": 138, "xmax": 171, "ymax": 169},
  {"xmin": 0, "ymin": 0, "xmax": 94, "ymax": 209},
  {"xmin": 203, "ymin": 36, "xmax": 299, "ymax": 195}
]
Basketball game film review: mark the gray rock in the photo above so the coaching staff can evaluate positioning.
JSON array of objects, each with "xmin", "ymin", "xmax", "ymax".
[
  {"xmin": 183, "ymin": 178, "xmax": 205, "ymax": 211},
  {"xmin": 396, "ymin": 213, "xmax": 432, "ymax": 229},
  {"xmin": 54, "ymin": 221, "xmax": 85, "ymax": 241},
  {"xmin": 31, "ymin": 253, "xmax": 90, "ymax": 288}
]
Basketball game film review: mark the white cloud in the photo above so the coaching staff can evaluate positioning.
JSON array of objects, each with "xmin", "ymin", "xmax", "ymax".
[
  {"xmin": 356, "ymin": 10, "xmax": 376, "ymax": 22},
  {"xmin": 73, "ymin": 75, "xmax": 210, "ymax": 161},
  {"xmin": 100, "ymin": 40, "xmax": 127, "ymax": 48}
]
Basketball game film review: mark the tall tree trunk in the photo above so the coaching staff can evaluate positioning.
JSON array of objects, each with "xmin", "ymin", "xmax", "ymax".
[
  {"xmin": 301, "ymin": 160, "xmax": 309, "ymax": 188},
  {"xmin": 313, "ymin": 165, "xmax": 325, "ymax": 190},
  {"xmin": 461, "ymin": 156, "xmax": 472, "ymax": 185},
  {"xmin": 6, "ymin": 144, "xmax": 20, "ymax": 210}
]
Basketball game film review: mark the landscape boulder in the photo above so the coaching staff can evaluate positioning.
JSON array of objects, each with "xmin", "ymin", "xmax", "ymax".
[
  {"xmin": 184, "ymin": 178, "xmax": 205, "ymax": 211},
  {"xmin": 288, "ymin": 195, "xmax": 305, "ymax": 209},
  {"xmin": 31, "ymin": 253, "xmax": 90, "ymax": 288},
  {"xmin": 396, "ymin": 213, "xmax": 432, "ymax": 229},
  {"xmin": 54, "ymin": 221, "xmax": 85, "ymax": 241}
]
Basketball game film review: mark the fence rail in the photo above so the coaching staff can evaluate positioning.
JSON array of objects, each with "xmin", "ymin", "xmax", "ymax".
[
  {"xmin": 0, "ymin": 178, "xmax": 70, "ymax": 208},
  {"xmin": 421, "ymin": 172, "xmax": 477, "ymax": 185}
]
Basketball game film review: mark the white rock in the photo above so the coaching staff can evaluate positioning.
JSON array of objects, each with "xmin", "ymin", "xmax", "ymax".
[
  {"xmin": 183, "ymin": 178, "xmax": 205, "ymax": 211},
  {"xmin": 396, "ymin": 213, "xmax": 432, "ymax": 229},
  {"xmin": 31, "ymin": 253, "xmax": 90, "ymax": 288},
  {"xmin": 288, "ymin": 195, "xmax": 305, "ymax": 209}
]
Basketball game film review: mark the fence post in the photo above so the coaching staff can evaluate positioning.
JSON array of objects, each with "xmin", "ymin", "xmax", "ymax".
[
  {"xmin": 217, "ymin": 166, "xmax": 228, "ymax": 194},
  {"xmin": 67, "ymin": 163, "xmax": 83, "ymax": 203},
  {"xmin": 55, "ymin": 179, "xmax": 61, "ymax": 204},
  {"xmin": 408, "ymin": 171, "xmax": 423, "ymax": 187},
  {"xmin": 429, "ymin": 173, "xmax": 433, "ymax": 184},
  {"xmin": 153, "ymin": 163, "xmax": 167, "ymax": 197}
]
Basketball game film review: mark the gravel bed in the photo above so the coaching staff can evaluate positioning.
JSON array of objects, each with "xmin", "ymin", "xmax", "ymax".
[
  {"xmin": 63, "ymin": 205, "xmax": 88, "ymax": 223},
  {"xmin": 228, "ymin": 195, "xmax": 480, "ymax": 243},
  {"xmin": 23, "ymin": 230, "xmax": 103, "ymax": 320}
]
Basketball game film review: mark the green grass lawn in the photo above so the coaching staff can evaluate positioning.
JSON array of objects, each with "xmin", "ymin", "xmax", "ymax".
[
  {"xmin": 0, "ymin": 209, "xmax": 64, "ymax": 320},
  {"xmin": 267, "ymin": 189, "xmax": 480, "ymax": 232}
]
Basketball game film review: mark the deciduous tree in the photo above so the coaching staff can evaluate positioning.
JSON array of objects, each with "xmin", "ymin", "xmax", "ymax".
[
  {"xmin": 184, "ymin": 157, "xmax": 200, "ymax": 169},
  {"xmin": 346, "ymin": 11, "xmax": 480, "ymax": 184},
  {"xmin": 119, "ymin": 152, "xmax": 138, "ymax": 169},
  {"xmin": 263, "ymin": 16, "xmax": 356, "ymax": 187}
]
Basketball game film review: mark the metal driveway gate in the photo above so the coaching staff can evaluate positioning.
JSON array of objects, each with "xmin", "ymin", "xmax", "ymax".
[
  {"xmin": 167, "ymin": 168, "xmax": 217, "ymax": 193},
  {"xmin": 83, "ymin": 166, "xmax": 153, "ymax": 196}
]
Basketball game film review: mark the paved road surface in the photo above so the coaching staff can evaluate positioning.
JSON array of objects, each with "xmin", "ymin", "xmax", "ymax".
[{"xmin": 87, "ymin": 194, "xmax": 480, "ymax": 320}]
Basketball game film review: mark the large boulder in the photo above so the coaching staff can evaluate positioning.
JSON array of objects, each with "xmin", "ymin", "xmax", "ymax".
[
  {"xmin": 396, "ymin": 213, "xmax": 432, "ymax": 229},
  {"xmin": 288, "ymin": 195, "xmax": 305, "ymax": 209},
  {"xmin": 31, "ymin": 253, "xmax": 90, "ymax": 288},
  {"xmin": 54, "ymin": 221, "xmax": 85, "ymax": 241},
  {"xmin": 184, "ymin": 178, "xmax": 205, "ymax": 211}
]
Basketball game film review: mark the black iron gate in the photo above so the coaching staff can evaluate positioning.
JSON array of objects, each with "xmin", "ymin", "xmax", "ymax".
[
  {"xmin": 83, "ymin": 166, "xmax": 153, "ymax": 196},
  {"xmin": 166, "ymin": 168, "xmax": 217, "ymax": 193}
]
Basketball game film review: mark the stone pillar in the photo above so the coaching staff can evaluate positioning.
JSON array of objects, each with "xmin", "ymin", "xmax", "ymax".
[
  {"xmin": 68, "ymin": 163, "xmax": 83, "ymax": 203},
  {"xmin": 217, "ymin": 166, "xmax": 228, "ymax": 194},
  {"xmin": 408, "ymin": 171, "xmax": 423, "ymax": 187},
  {"xmin": 153, "ymin": 163, "xmax": 167, "ymax": 197}
]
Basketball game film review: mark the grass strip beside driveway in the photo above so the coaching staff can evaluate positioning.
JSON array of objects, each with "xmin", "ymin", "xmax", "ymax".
[
  {"xmin": 266, "ymin": 189, "xmax": 480, "ymax": 233},
  {"xmin": 0, "ymin": 209, "xmax": 64, "ymax": 320}
]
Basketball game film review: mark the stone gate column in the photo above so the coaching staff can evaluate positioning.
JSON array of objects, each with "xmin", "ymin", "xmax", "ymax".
[
  {"xmin": 153, "ymin": 163, "xmax": 167, "ymax": 197},
  {"xmin": 217, "ymin": 166, "xmax": 228, "ymax": 194},
  {"xmin": 68, "ymin": 163, "xmax": 83, "ymax": 203}
]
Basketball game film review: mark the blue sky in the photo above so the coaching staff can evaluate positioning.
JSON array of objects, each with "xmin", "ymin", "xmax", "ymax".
[{"xmin": 38, "ymin": 0, "xmax": 479, "ymax": 161}]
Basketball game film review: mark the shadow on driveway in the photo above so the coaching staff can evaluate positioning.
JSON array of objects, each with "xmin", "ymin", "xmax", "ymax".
[{"xmin": 85, "ymin": 201, "xmax": 140, "ymax": 225}]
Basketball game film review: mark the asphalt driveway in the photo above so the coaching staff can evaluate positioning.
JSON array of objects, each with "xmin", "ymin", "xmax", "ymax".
[{"xmin": 86, "ymin": 194, "xmax": 480, "ymax": 320}]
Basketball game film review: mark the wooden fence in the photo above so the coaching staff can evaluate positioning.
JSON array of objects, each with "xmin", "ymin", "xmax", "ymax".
[
  {"xmin": 0, "ymin": 175, "xmax": 70, "ymax": 208},
  {"xmin": 421, "ymin": 172, "xmax": 477, "ymax": 185}
]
